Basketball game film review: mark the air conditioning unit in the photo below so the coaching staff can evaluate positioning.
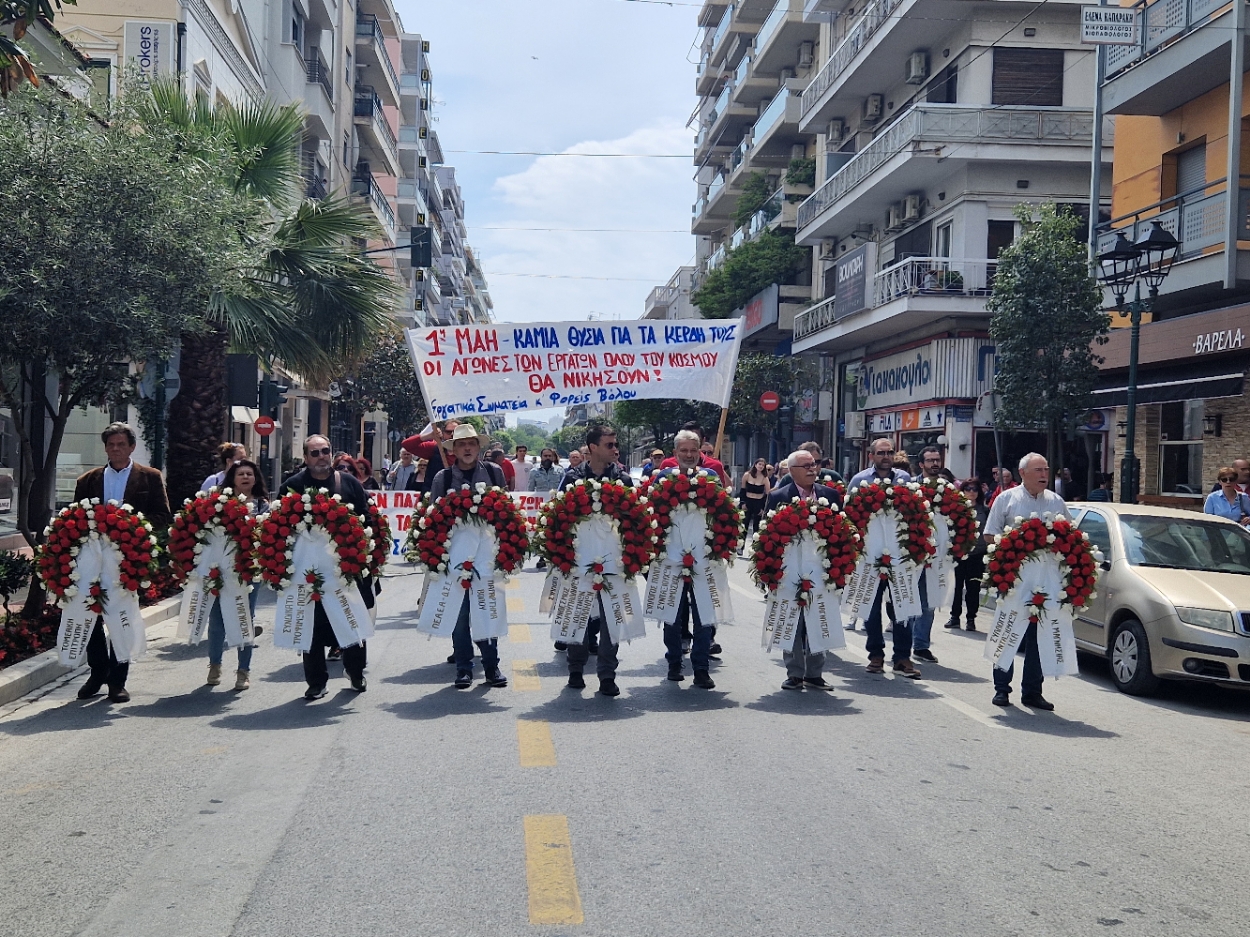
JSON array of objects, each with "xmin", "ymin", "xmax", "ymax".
[
  {"xmin": 905, "ymin": 51, "xmax": 928, "ymax": 85},
  {"xmin": 819, "ymin": 239, "xmax": 836, "ymax": 259},
  {"xmin": 863, "ymin": 94, "xmax": 884, "ymax": 123},
  {"xmin": 845, "ymin": 411, "xmax": 866, "ymax": 439},
  {"xmin": 826, "ymin": 118, "xmax": 846, "ymax": 142},
  {"xmin": 903, "ymin": 194, "xmax": 921, "ymax": 221},
  {"xmin": 798, "ymin": 41, "xmax": 815, "ymax": 67},
  {"xmin": 887, "ymin": 203, "xmax": 904, "ymax": 230}
]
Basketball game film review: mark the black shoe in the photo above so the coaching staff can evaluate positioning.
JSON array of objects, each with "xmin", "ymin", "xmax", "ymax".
[
  {"xmin": 554, "ymin": 641, "xmax": 568, "ymax": 651},
  {"xmin": 803, "ymin": 677, "xmax": 834, "ymax": 691},
  {"xmin": 709, "ymin": 643, "xmax": 722, "ymax": 655},
  {"xmin": 107, "ymin": 687, "xmax": 130, "ymax": 703},
  {"xmin": 327, "ymin": 647, "xmax": 342, "ymax": 661},
  {"xmin": 485, "ymin": 668, "xmax": 509, "ymax": 688},
  {"xmin": 781, "ymin": 677, "xmax": 804, "ymax": 691},
  {"xmin": 914, "ymin": 648, "xmax": 938, "ymax": 663},
  {"xmin": 349, "ymin": 673, "xmax": 367, "ymax": 692},
  {"xmin": 446, "ymin": 653, "xmax": 457, "ymax": 664},
  {"xmin": 253, "ymin": 626, "xmax": 264, "ymax": 637},
  {"xmin": 77, "ymin": 677, "xmax": 104, "ymax": 700},
  {"xmin": 992, "ymin": 691, "xmax": 1011, "ymax": 707},
  {"xmin": 944, "ymin": 618, "xmax": 961, "ymax": 629},
  {"xmin": 304, "ymin": 685, "xmax": 327, "ymax": 700},
  {"xmin": 567, "ymin": 672, "xmax": 585, "ymax": 689},
  {"xmin": 598, "ymin": 677, "xmax": 620, "ymax": 697},
  {"xmin": 454, "ymin": 671, "xmax": 473, "ymax": 689},
  {"xmin": 965, "ymin": 623, "xmax": 978, "ymax": 632},
  {"xmin": 1021, "ymin": 694, "xmax": 1054, "ymax": 711},
  {"xmin": 693, "ymin": 670, "xmax": 715, "ymax": 689},
  {"xmin": 667, "ymin": 666, "xmax": 685, "ymax": 682},
  {"xmin": 536, "ymin": 558, "xmax": 547, "ymax": 569}
]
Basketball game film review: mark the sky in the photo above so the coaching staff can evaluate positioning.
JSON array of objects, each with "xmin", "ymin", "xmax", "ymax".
[{"xmin": 392, "ymin": 0, "xmax": 699, "ymax": 327}]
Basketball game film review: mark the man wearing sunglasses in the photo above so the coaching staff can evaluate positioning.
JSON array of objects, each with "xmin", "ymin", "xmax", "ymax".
[
  {"xmin": 556, "ymin": 424, "xmax": 633, "ymax": 697},
  {"xmin": 280, "ymin": 434, "xmax": 375, "ymax": 699}
]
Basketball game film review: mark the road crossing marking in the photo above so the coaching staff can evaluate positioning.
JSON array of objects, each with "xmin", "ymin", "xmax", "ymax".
[
  {"xmin": 524, "ymin": 815, "xmax": 584, "ymax": 925},
  {"xmin": 507, "ymin": 596, "xmax": 525, "ymax": 613},
  {"xmin": 512, "ymin": 659, "xmax": 542, "ymax": 691},
  {"xmin": 516, "ymin": 719, "xmax": 557, "ymax": 767},
  {"xmin": 509, "ymin": 623, "xmax": 532, "ymax": 643}
]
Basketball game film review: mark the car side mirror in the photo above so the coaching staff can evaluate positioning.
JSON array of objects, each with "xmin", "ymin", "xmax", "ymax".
[{"xmin": 1100, "ymin": 561, "xmax": 1111, "ymax": 571}]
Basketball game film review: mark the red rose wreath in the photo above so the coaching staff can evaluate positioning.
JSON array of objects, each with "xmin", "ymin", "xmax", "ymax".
[
  {"xmin": 37, "ymin": 500, "xmax": 159, "ymax": 607},
  {"xmin": 750, "ymin": 499, "xmax": 862, "ymax": 604},
  {"xmin": 917, "ymin": 478, "xmax": 978, "ymax": 563},
  {"xmin": 406, "ymin": 485, "xmax": 529, "ymax": 577},
  {"xmin": 535, "ymin": 479, "xmax": 657, "ymax": 577},
  {"xmin": 644, "ymin": 468, "xmax": 742, "ymax": 569},
  {"xmin": 985, "ymin": 515, "xmax": 1099, "ymax": 614},
  {"xmin": 364, "ymin": 497, "xmax": 392, "ymax": 577},
  {"xmin": 256, "ymin": 490, "xmax": 371, "ymax": 588},
  {"xmin": 168, "ymin": 490, "xmax": 259, "ymax": 586},
  {"xmin": 843, "ymin": 479, "xmax": 936, "ymax": 571}
]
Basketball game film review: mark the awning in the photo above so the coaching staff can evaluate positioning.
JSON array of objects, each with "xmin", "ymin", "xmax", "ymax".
[
  {"xmin": 230, "ymin": 406, "xmax": 281, "ymax": 429},
  {"xmin": 1093, "ymin": 358, "xmax": 1246, "ymax": 407}
]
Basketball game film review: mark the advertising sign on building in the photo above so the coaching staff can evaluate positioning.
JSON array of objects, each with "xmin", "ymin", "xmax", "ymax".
[
  {"xmin": 833, "ymin": 242, "xmax": 877, "ymax": 321},
  {"xmin": 1080, "ymin": 6, "xmax": 1138, "ymax": 45},
  {"xmin": 857, "ymin": 338, "xmax": 996, "ymax": 410},
  {"xmin": 124, "ymin": 21, "xmax": 175, "ymax": 82},
  {"xmin": 741, "ymin": 283, "xmax": 779, "ymax": 337}
]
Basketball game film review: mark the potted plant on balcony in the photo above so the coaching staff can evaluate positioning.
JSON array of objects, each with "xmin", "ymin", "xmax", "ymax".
[{"xmin": 937, "ymin": 269, "xmax": 964, "ymax": 291}]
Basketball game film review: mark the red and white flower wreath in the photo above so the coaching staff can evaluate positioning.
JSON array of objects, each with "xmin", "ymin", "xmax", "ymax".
[
  {"xmin": 749, "ymin": 498, "xmax": 861, "ymax": 606},
  {"xmin": 364, "ymin": 496, "xmax": 392, "ymax": 578},
  {"xmin": 37, "ymin": 500, "xmax": 159, "ymax": 608},
  {"xmin": 843, "ymin": 479, "xmax": 935, "ymax": 578},
  {"xmin": 985, "ymin": 514, "xmax": 1100, "ymax": 616},
  {"xmin": 407, "ymin": 484, "xmax": 529, "ymax": 586},
  {"xmin": 256, "ymin": 490, "xmax": 371, "ymax": 589},
  {"xmin": 917, "ymin": 478, "xmax": 978, "ymax": 563},
  {"xmin": 643, "ymin": 468, "xmax": 742, "ymax": 576},
  {"xmin": 535, "ymin": 478, "xmax": 658, "ymax": 579},
  {"xmin": 167, "ymin": 489, "xmax": 259, "ymax": 588}
]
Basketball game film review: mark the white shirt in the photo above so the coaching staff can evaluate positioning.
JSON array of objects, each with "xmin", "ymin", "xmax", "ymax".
[
  {"xmin": 201, "ymin": 470, "xmax": 225, "ymax": 493},
  {"xmin": 103, "ymin": 460, "xmax": 134, "ymax": 504},
  {"xmin": 510, "ymin": 458, "xmax": 531, "ymax": 491},
  {"xmin": 984, "ymin": 485, "xmax": 1070, "ymax": 537}
]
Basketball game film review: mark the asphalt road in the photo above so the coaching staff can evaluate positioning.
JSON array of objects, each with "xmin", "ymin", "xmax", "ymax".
[{"xmin": 2, "ymin": 557, "xmax": 1248, "ymax": 937}]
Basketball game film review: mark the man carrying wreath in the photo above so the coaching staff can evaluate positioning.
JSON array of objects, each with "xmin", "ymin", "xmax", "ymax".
[{"xmin": 428, "ymin": 423, "xmax": 510, "ymax": 690}]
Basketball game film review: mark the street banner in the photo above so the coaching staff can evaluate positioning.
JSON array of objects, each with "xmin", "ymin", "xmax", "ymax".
[
  {"xmin": 371, "ymin": 490, "xmax": 551, "ymax": 560},
  {"xmin": 404, "ymin": 320, "xmax": 745, "ymax": 421}
]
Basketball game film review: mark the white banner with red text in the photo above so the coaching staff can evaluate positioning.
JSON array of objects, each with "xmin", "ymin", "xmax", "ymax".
[{"xmin": 371, "ymin": 490, "xmax": 551, "ymax": 560}]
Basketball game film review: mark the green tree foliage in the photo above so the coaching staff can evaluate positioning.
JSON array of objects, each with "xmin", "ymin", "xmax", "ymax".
[
  {"xmin": 733, "ymin": 172, "xmax": 772, "ymax": 228},
  {"xmin": 549, "ymin": 425, "xmax": 591, "ymax": 457},
  {"xmin": 691, "ymin": 230, "xmax": 807, "ymax": 320},
  {"xmin": 0, "ymin": 1, "xmax": 75, "ymax": 95},
  {"xmin": 784, "ymin": 157, "xmax": 815, "ymax": 188},
  {"xmin": 351, "ymin": 331, "xmax": 427, "ymax": 438},
  {"xmin": 987, "ymin": 202, "xmax": 1109, "ymax": 476}
]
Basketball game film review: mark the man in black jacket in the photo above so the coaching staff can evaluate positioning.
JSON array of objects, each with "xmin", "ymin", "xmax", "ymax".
[{"xmin": 280, "ymin": 434, "xmax": 374, "ymax": 699}]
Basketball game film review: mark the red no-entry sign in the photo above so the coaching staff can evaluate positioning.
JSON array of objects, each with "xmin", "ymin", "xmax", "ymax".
[
  {"xmin": 759, "ymin": 391, "xmax": 780, "ymax": 412},
  {"xmin": 254, "ymin": 416, "xmax": 276, "ymax": 436}
]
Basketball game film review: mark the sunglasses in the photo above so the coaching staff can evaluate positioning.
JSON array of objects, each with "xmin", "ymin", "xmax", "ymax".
[
  {"xmin": 308, "ymin": 447, "xmax": 332, "ymax": 457},
  {"xmin": 601, "ymin": 442, "xmax": 619, "ymax": 449},
  {"xmin": 1220, "ymin": 476, "xmax": 1237, "ymax": 482}
]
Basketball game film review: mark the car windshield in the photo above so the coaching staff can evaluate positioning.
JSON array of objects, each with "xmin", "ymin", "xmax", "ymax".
[{"xmin": 1118, "ymin": 514, "xmax": 1250, "ymax": 575}]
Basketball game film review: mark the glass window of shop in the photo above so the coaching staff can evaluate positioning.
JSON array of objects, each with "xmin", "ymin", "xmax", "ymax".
[
  {"xmin": 901, "ymin": 431, "xmax": 942, "ymax": 471},
  {"xmin": 1159, "ymin": 400, "xmax": 1204, "ymax": 495}
]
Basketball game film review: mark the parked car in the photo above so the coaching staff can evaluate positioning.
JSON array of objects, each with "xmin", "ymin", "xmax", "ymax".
[{"xmin": 1067, "ymin": 502, "xmax": 1250, "ymax": 695}]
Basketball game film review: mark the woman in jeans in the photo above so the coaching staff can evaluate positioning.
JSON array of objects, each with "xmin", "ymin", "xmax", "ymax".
[
  {"xmin": 205, "ymin": 459, "xmax": 268, "ymax": 690},
  {"xmin": 738, "ymin": 457, "xmax": 771, "ymax": 553},
  {"xmin": 946, "ymin": 478, "xmax": 989, "ymax": 632}
]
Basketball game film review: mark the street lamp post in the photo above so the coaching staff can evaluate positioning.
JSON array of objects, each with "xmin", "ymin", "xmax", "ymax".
[{"xmin": 1096, "ymin": 220, "xmax": 1179, "ymax": 504}]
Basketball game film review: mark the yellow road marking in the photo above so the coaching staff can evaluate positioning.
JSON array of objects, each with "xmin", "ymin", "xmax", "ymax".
[
  {"xmin": 516, "ymin": 719, "xmax": 557, "ymax": 767},
  {"xmin": 200, "ymin": 746, "xmax": 229, "ymax": 755},
  {"xmin": 509, "ymin": 623, "xmax": 532, "ymax": 643},
  {"xmin": 507, "ymin": 596, "xmax": 525, "ymax": 613},
  {"xmin": 524, "ymin": 815, "xmax": 584, "ymax": 925},
  {"xmin": 512, "ymin": 659, "xmax": 541, "ymax": 691}
]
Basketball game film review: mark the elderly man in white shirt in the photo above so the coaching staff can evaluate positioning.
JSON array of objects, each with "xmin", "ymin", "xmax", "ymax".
[{"xmin": 983, "ymin": 452, "xmax": 1071, "ymax": 712}]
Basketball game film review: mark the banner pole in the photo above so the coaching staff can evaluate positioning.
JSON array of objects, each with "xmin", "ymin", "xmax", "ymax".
[{"xmin": 713, "ymin": 407, "xmax": 729, "ymax": 464}]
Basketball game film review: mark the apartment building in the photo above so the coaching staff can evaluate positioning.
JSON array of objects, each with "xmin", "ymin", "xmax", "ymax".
[
  {"xmin": 785, "ymin": 0, "xmax": 1110, "ymax": 479},
  {"xmin": 642, "ymin": 267, "xmax": 699, "ymax": 320},
  {"xmin": 1095, "ymin": 0, "xmax": 1250, "ymax": 503}
]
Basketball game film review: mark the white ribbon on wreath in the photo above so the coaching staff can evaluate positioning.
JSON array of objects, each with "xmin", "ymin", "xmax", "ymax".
[
  {"xmin": 177, "ymin": 527, "xmax": 253, "ymax": 649},
  {"xmin": 541, "ymin": 514, "xmax": 644, "ymax": 645},
  {"xmin": 415, "ymin": 519, "xmax": 508, "ymax": 641},
  {"xmin": 56, "ymin": 535, "xmax": 146, "ymax": 667},
  {"xmin": 274, "ymin": 527, "xmax": 373, "ymax": 653},
  {"xmin": 644, "ymin": 503, "xmax": 733, "ymax": 627},
  {"xmin": 922, "ymin": 511, "xmax": 956, "ymax": 613},
  {"xmin": 983, "ymin": 551, "xmax": 1078, "ymax": 678},
  {"xmin": 840, "ymin": 510, "xmax": 924, "ymax": 623},
  {"xmin": 761, "ymin": 530, "xmax": 846, "ymax": 654}
]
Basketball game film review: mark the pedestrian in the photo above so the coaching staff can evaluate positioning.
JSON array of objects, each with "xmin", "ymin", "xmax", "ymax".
[
  {"xmin": 893, "ymin": 453, "xmax": 912, "ymax": 474},
  {"xmin": 659, "ymin": 422, "xmax": 730, "ymax": 486},
  {"xmin": 428, "ymin": 424, "xmax": 509, "ymax": 689},
  {"xmin": 204, "ymin": 459, "xmax": 268, "ymax": 690},
  {"xmin": 767, "ymin": 449, "xmax": 842, "ymax": 691},
  {"xmin": 201, "ymin": 442, "xmax": 246, "ymax": 494},
  {"xmin": 355, "ymin": 457, "xmax": 381, "ymax": 490},
  {"xmin": 774, "ymin": 459, "xmax": 789, "ymax": 488},
  {"xmin": 280, "ymin": 435, "xmax": 375, "ymax": 699},
  {"xmin": 509, "ymin": 445, "xmax": 531, "ymax": 491},
  {"xmin": 1087, "ymin": 473, "xmax": 1112, "ymax": 502},
  {"xmin": 72, "ymin": 422, "xmax": 172, "ymax": 704},
  {"xmin": 984, "ymin": 452, "xmax": 1070, "ymax": 711},
  {"xmin": 798, "ymin": 440, "xmax": 842, "ymax": 485},
  {"xmin": 558, "ymin": 424, "xmax": 631, "ymax": 697},
  {"xmin": 739, "ymin": 457, "xmax": 771, "ymax": 550},
  {"xmin": 911, "ymin": 444, "xmax": 945, "ymax": 664},
  {"xmin": 640, "ymin": 448, "xmax": 666, "ymax": 480},
  {"xmin": 399, "ymin": 420, "xmax": 459, "ymax": 494},
  {"xmin": 1204, "ymin": 467, "xmax": 1250, "ymax": 525},
  {"xmin": 385, "ymin": 449, "xmax": 418, "ymax": 490},
  {"xmin": 946, "ymin": 478, "xmax": 989, "ymax": 632},
  {"xmin": 988, "ymin": 467, "xmax": 1016, "ymax": 505},
  {"xmin": 530, "ymin": 447, "xmax": 564, "ymax": 494},
  {"xmin": 333, "ymin": 453, "xmax": 356, "ymax": 474},
  {"xmin": 487, "ymin": 447, "xmax": 515, "ymax": 490}
]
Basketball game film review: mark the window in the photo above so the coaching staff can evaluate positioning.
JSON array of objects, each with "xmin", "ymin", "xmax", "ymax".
[
  {"xmin": 345, "ymin": 49, "xmax": 353, "ymax": 86},
  {"xmin": 934, "ymin": 222, "xmax": 952, "ymax": 258},
  {"xmin": 991, "ymin": 48, "xmax": 1064, "ymax": 106},
  {"xmin": 987, "ymin": 221, "xmax": 1014, "ymax": 259},
  {"xmin": 926, "ymin": 63, "xmax": 957, "ymax": 104},
  {"xmin": 1159, "ymin": 400, "xmax": 1204, "ymax": 495},
  {"xmin": 1077, "ymin": 510, "xmax": 1112, "ymax": 559},
  {"xmin": 1176, "ymin": 144, "xmax": 1206, "ymax": 196}
]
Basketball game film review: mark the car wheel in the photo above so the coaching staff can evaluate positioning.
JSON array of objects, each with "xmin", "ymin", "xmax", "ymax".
[{"xmin": 1109, "ymin": 619, "xmax": 1161, "ymax": 696}]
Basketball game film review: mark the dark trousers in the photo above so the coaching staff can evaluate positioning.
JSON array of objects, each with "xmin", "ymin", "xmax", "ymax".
[
  {"xmin": 664, "ymin": 584, "xmax": 712, "ymax": 673},
  {"xmin": 302, "ymin": 601, "xmax": 366, "ymax": 689},
  {"xmin": 862, "ymin": 580, "xmax": 913, "ymax": 664},
  {"xmin": 742, "ymin": 501, "xmax": 765, "ymax": 542},
  {"xmin": 568, "ymin": 616, "xmax": 619, "ymax": 679},
  {"xmin": 993, "ymin": 621, "xmax": 1044, "ymax": 697},
  {"xmin": 452, "ymin": 594, "xmax": 499, "ymax": 676},
  {"xmin": 86, "ymin": 618, "xmax": 129, "ymax": 690},
  {"xmin": 950, "ymin": 556, "xmax": 984, "ymax": 624}
]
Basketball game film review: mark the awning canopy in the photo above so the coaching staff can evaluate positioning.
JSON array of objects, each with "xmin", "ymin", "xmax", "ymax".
[
  {"xmin": 230, "ymin": 406, "xmax": 280, "ymax": 429},
  {"xmin": 1092, "ymin": 358, "xmax": 1246, "ymax": 407}
]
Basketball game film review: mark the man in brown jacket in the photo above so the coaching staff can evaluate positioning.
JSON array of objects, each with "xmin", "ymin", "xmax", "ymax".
[{"xmin": 71, "ymin": 422, "xmax": 171, "ymax": 702}]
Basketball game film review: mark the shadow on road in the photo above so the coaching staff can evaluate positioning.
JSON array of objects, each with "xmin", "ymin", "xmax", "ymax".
[
  {"xmin": 209, "ymin": 692, "xmax": 359, "ymax": 730},
  {"xmin": 0, "ymin": 696, "xmax": 128, "ymax": 736},
  {"xmin": 263, "ymin": 662, "xmax": 310, "ymax": 684},
  {"xmin": 523, "ymin": 682, "xmax": 741, "ymax": 724},
  {"xmin": 117, "ymin": 685, "xmax": 239, "ymax": 719},
  {"xmin": 383, "ymin": 663, "xmax": 459, "ymax": 686},
  {"xmin": 745, "ymin": 690, "xmax": 862, "ymax": 716},
  {"xmin": 149, "ymin": 641, "xmax": 208, "ymax": 663},
  {"xmin": 1077, "ymin": 653, "xmax": 1250, "ymax": 722},
  {"xmin": 384, "ymin": 686, "xmax": 510, "ymax": 720},
  {"xmin": 824, "ymin": 658, "xmax": 943, "ymax": 700},
  {"xmin": 990, "ymin": 708, "xmax": 1119, "ymax": 738}
]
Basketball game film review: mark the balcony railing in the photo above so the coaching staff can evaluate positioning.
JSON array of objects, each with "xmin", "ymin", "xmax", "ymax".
[
  {"xmin": 755, "ymin": 0, "xmax": 791, "ymax": 57},
  {"xmin": 800, "ymin": 0, "xmax": 904, "ymax": 119},
  {"xmin": 354, "ymin": 86, "xmax": 399, "ymax": 163},
  {"xmin": 710, "ymin": 2, "xmax": 734, "ymax": 55},
  {"xmin": 356, "ymin": 15, "xmax": 400, "ymax": 94},
  {"xmin": 793, "ymin": 295, "xmax": 836, "ymax": 340},
  {"xmin": 755, "ymin": 88, "xmax": 793, "ymax": 139},
  {"xmin": 1095, "ymin": 178, "xmax": 1250, "ymax": 259},
  {"xmin": 350, "ymin": 173, "xmax": 396, "ymax": 233},
  {"xmin": 305, "ymin": 176, "xmax": 328, "ymax": 201},
  {"xmin": 1103, "ymin": 0, "xmax": 1232, "ymax": 80},
  {"xmin": 797, "ymin": 105, "xmax": 1096, "ymax": 230},
  {"xmin": 305, "ymin": 49, "xmax": 333, "ymax": 101}
]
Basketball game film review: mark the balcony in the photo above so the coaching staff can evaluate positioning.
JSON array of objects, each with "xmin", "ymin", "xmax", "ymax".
[
  {"xmin": 796, "ymin": 105, "xmax": 1102, "ymax": 242},
  {"xmin": 354, "ymin": 86, "xmax": 400, "ymax": 175},
  {"xmin": 707, "ymin": 2, "xmax": 762, "ymax": 70},
  {"xmin": 355, "ymin": 15, "xmax": 400, "ymax": 106},
  {"xmin": 792, "ymin": 256, "xmax": 995, "ymax": 350},
  {"xmin": 692, "ymin": 172, "xmax": 740, "ymax": 234},
  {"xmin": 350, "ymin": 172, "xmax": 397, "ymax": 239},
  {"xmin": 753, "ymin": 0, "xmax": 818, "ymax": 75},
  {"xmin": 751, "ymin": 86, "xmax": 802, "ymax": 158},
  {"xmin": 399, "ymin": 71, "xmax": 429, "ymax": 95},
  {"xmin": 731, "ymin": 52, "xmax": 777, "ymax": 107},
  {"xmin": 699, "ymin": 0, "xmax": 731, "ymax": 27}
]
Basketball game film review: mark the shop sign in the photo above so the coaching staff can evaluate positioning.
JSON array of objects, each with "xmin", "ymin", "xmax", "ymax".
[
  {"xmin": 834, "ymin": 243, "xmax": 876, "ymax": 321},
  {"xmin": 861, "ymin": 347, "xmax": 934, "ymax": 409},
  {"xmin": 952, "ymin": 405, "xmax": 974, "ymax": 423},
  {"xmin": 124, "ymin": 22, "xmax": 174, "ymax": 82},
  {"xmin": 856, "ymin": 338, "xmax": 995, "ymax": 410},
  {"xmin": 900, "ymin": 407, "xmax": 946, "ymax": 431},
  {"xmin": 1080, "ymin": 6, "xmax": 1138, "ymax": 45},
  {"xmin": 741, "ymin": 284, "xmax": 779, "ymax": 337},
  {"xmin": 1193, "ymin": 328, "xmax": 1244, "ymax": 355},
  {"xmin": 869, "ymin": 412, "xmax": 900, "ymax": 433},
  {"xmin": 796, "ymin": 389, "xmax": 816, "ymax": 423}
]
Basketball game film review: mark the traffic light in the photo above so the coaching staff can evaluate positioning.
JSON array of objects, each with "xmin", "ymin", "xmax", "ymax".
[
  {"xmin": 410, "ymin": 225, "xmax": 432, "ymax": 267},
  {"xmin": 259, "ymin": 379, "xmax": 289, "ymax": 416}
]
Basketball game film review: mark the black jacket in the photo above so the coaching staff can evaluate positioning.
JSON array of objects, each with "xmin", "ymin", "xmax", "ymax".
[
  {"xmin": 279, "ymin": 467, "xmax": 376, "ymax": 606},
  {"xmin": 558, "ymin": 461, "xmax": 633, "ymax": 492},
  {"xmin": 766, "ymin": 480, "xmax": 842, "ymax": 512}
]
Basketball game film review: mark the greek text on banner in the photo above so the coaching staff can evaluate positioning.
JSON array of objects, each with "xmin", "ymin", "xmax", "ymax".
[{"xmin": 404, "ymin": 321, "xmax": 745, "ymax": 420}]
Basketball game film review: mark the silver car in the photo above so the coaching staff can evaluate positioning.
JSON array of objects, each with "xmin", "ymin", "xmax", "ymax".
[{"xmin": 1068, "ymin": 502, "xmax": 1250, "ymax": 695}]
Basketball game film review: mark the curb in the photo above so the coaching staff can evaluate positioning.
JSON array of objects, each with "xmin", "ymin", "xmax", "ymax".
[{"xmin": 0, "ymin": 594, "xmax": 183, "ymax": 707}]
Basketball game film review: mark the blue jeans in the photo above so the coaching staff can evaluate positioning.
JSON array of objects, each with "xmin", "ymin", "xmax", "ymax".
[
  {"xmin": 452, "ymin": 594, "xmax": 500, "ymax": 677},
  {"xmin": 663, "ymin": 584, "xmax": 712, "ymax": 673},
  {"xmin": 862, "ymin": 580, "xmax": 914, "ymax": 664},
  {"xmin": 912, "ymin": 573, "xmax": 934, "ymax": 651},
  {"xmin": 992, "ymin": 621, "xmax": 1044, "ymax": 697},
  {"xmin": 208, "ymin": 589, "xmax": 258, "ymax": 670}
]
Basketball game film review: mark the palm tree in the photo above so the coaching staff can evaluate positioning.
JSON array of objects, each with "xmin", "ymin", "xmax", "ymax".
[{"xmin": 140, "ymin": 83, "xmax": 396, "ymax": 502}]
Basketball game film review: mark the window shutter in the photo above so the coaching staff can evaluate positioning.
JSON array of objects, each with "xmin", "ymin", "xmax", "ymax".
[{"xmin": 991, "ymin": 49, "xmax": 1064, "ymax": 106}]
